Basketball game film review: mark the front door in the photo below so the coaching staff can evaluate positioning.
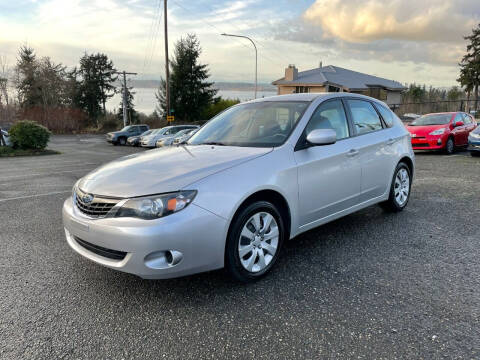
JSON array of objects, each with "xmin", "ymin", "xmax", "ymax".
[{"xmin": 294, "ymin": 99, "xmax": 361, "ymax": 227}]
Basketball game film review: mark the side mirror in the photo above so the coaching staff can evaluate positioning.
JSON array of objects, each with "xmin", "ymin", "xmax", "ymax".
[
  {"xmin": 306, "ymin": 128, "xmax": 337, "ymax": 146},
  {"xmin": 454, "ymin": 121, "xmax": 464, "ymax": 127}
]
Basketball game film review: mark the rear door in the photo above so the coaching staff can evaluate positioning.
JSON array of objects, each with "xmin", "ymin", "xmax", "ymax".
[
  {"xmin": 294, "ymin": 99, "xmax": 361, "ymax": 226},
  {"xmin": 344, "ymin": 99, "xmax": 394, "ymax": 202}
]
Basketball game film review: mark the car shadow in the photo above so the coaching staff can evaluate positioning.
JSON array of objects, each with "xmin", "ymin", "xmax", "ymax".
[{"xmin": 83, "ymin": 204, "xmax": 408, "ymax": 309}]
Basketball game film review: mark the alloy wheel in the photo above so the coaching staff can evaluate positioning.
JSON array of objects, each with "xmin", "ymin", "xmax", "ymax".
[
  {"xmin": 238, "ymin": 212, "xmax": 279, "ymax": 273},
  {"xmin": 394, "ymin": 168, "xmax": 410, "ymax": 206}
]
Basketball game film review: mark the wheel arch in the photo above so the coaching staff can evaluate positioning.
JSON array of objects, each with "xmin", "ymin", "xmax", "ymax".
[
  {"xmin": 226, "ymin": 189, "xmax": 292, "ymax": 244},
  {"xmin": 399, "ymin": 156, "xmax": 414, "ymax": 177}
]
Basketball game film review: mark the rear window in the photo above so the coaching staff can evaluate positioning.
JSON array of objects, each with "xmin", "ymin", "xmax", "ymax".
[
  {"xmin": 375, "ymin": 103, "xmax": 395, "ymax": 127},
  {"xmin": 347, "ymin": 99, "xmax": 384, "ymax": 134}
]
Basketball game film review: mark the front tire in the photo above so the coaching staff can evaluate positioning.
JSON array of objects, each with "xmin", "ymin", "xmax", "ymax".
[
  {"xmin": 471, "ymin": 151, "xmax": 480, "ymax": 157},
  {"xmin": 380, "ymin": 162, "xmax": 411, "ymax": 212},
  {"xmin": 445, "ymin": 137, "xmax": 454, "ymax": 155},
  {"xmin": 225, "ymin": 201, "xmax": 285, "ymax": 283},
  {"xmin": 118, "ymin": 137, "xmax": 127, "ymax": 146}
]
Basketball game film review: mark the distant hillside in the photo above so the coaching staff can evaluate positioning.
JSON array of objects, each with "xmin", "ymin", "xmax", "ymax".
[{"xmin": 116, "ymin": 79, "xmax": 276, "ymax": 92}]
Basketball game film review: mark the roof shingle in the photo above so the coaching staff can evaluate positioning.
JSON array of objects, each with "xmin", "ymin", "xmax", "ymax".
[{"xmin": 272, "ymin": 65, "xmax": 405, "ymax": 91}]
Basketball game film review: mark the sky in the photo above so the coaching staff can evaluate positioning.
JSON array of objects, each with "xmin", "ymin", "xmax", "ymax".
[{"xmin": 0, "ymin": 0, "xmax": 479, "ymax": 87}]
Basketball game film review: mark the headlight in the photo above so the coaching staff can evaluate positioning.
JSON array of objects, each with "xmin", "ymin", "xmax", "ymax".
[
  {"xmin": 115, "ymin": 190, "xmax": 197, "ymax": 220},
  {"xmin": 429, "ymin": 128, "xmax": 446, "ymax": 136}
]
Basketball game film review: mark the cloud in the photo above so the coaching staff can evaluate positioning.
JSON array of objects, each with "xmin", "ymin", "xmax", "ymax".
[
  {"xmin": 273, "ymin": 0, "xmax": 480, "ymax": 68},
  {"xmin": 303, "ymin": 0, "xmax": 479, "ymax": 43}
]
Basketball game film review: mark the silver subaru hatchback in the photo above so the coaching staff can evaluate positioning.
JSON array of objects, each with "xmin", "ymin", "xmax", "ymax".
[{"xmin": 63, "ymin": 93, "xmax": 414, "ymax": 282}]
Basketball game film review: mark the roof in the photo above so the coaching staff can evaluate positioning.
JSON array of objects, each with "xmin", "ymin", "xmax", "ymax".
[
  {"xmin": 272, "ymin": 65, "xmax": 405, "ymax": 91},
  {"xmin": 246, "ymin": 92, "xmax": 389, "ymax": 105}
]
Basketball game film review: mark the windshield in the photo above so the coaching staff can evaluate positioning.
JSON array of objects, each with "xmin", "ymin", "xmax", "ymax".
[
  {"xmin": 174, "ymin": 129, "xmax": 190, "ymax": 137},
  {"xmin": 188, "ymin": 101, "xmax": 309, "ymax": 147},
  {"xmin": 141, "ymin": 130, "xmax": 152, "ymax": 136},
  {"xmin": 120, "ymin": 126, "xmax": 132, "ymax": 132},
  {"xmin": 410, "ymin": 114, "xmax": 452, "ymax": 126}
]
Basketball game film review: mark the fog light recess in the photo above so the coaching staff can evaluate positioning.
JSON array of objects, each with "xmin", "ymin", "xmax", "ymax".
[{"xmin": 144, "ymin": 250, "xmax": 183, "ymax": 269}]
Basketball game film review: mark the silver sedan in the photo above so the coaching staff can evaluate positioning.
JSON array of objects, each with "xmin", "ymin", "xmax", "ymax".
[{"xmin": 63, "ymin": 93, "xmax": 414, "ymax": 282}]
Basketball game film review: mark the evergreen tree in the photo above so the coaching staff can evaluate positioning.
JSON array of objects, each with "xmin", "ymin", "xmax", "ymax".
[
  {"xmin": 117, "ymin": 85, "xmax": 138, "ymax": 124},
  {"xmin": 458, "ymin": 23, "xmax": 480, "ymax": 111},
  {"xmin": 78, "ymin": 53, "xmax": 117, "ymax": 124},
  {"xmin": 15, "ymin": 46, "xmax": 42, "ymax": 108},
  {"xmin": 156, "ymin": 34, "xmax": 217, "ymax": 122}
]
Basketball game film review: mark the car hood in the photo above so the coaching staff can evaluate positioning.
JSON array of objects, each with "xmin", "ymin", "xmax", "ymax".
[
  {"xmin": 78, "ymin": 145, "xmax": 272, "ymax": 197},
  {"xmin": 108, "ymin": 131, "xmax": 124, "ymax": 136},
  {"xmin": 406, "ymin": 124, "xmax": 447, "ymax": 136}
]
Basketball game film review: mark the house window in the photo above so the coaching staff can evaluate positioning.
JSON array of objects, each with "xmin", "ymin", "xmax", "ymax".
[
  {"xmin": 295, "ymin": 86, "xmax": 309, "ymax": 93},
  {"xmin": 367, "ymin": 87, "xmax": 387, "ymax": 101},
  {"xmin": 328, "ymin": 85, "xmax": 341, "ymax": 92}
]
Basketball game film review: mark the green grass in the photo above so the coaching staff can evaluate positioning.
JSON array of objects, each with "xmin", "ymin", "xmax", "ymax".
[{"xmin": 0, "ymin": 147, "xmax": 60, "ymax": 157}]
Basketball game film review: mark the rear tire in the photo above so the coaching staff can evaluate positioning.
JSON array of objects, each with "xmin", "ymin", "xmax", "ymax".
[
  {"xmin": 380, "ymin": 162, "xmax": 411, "ymax": 213},
  {"xmin": 225, "ymin": 201, "xmax": 285, "ymax": 283},
  {"xmin": 471, "ymin": 151, "xmax": 480, "ymax": 157},
  {"xmin": 445, "ymin": 137, "xmax": 454, "ymax": 155}
]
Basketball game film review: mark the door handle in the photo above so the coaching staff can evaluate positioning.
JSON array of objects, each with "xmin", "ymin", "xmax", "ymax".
[
  {"xmin": 347, "ymin": 149, "xmax": 359, "ymax": 157},
  {"xmin": 386, "ymin": 138, "xmax": 395, "ymax": 145}
]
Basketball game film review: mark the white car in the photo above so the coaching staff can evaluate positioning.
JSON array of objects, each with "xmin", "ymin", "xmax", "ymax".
[
  {"xmin": 156, "ymin": 128, "xmax": 199, "ymax": 147},
  {"xmin": 63, "ymin": 93, "xmax": 414, "ymax": 282},
  {"xmin": 141, "ymin": 125, "xmax": 198, "ymax": 148},
  {"xmin": 173, "ymin": 128, "xmax": 198, "ymax": 145}
]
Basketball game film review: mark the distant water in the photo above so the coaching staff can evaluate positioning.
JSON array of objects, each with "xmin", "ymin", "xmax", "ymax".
[{"xmin": 107, "ymin": 88, "xmax": 277, "ymax": 115}]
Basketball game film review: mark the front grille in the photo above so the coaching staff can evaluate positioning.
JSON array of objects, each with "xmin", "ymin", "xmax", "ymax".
[
  {"xmin": 413, "ymin": 143, "xmax": 429, "ymax": 147},
  {"xmin": 74, "ymin": 236, "xmax": 127, "ymax": 260},
  {"xmin": 75, "ymin": 189, "xmax": 119, "ymax": 218}
]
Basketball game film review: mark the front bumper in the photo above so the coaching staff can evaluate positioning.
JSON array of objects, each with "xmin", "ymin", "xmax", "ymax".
[
  {"xmin": 62, "ymin": 197, "xmax": 228, "ymax": 279},
  {"xmin": 141, "ymin": 140, "xmax": 155, "ymax": 148},
  {"xmin": 468, "ymin": 139, "xmax": 480, "ymax": 152},
  {"xmin": 411, "ymin": 135, "xmax": 446, "ymax": 150}
]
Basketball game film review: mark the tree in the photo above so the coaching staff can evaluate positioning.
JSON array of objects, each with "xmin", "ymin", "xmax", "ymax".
[
  {"xmin": 202, "ymin": 97, "xmax": 240, "ymax": 120},
  {"xmin": 458, "ymin": 23, "xmax": 480, "ymax": 111},
  {"xmin": 117, "ymin": 85, "xmax": 138, "ymax": 124},
  {"xmin": 446, "ymin": 86, "xmax": 464, "ymax": 101},
  {"xmin": 15, "ymin": 46, "xmax": 42, "ymax": 108},
  {"xmin": 0, "ymin": 55, "xmax": 9, "ymax": 106},
  {"xmin": 78, "ymin": 53, "xmax": 117, "ymax": 124},
  {"xmin": 156, "ymin": 34, "xmax": 217, "ymax": 122}
]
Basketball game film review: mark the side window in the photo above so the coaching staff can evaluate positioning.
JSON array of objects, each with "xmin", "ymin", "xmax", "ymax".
[
  {"xmin": 375, "ymin": 103, "xmax": 395, "ymax": 127},
  {"xmin": 462, "ymin": 113, "xmax": 471, "ymax": 124},
  {"xmin": 454, "ymin": 113, "xmax": 463, "ymax": 125},
  {"xmin": 347, "ymin": 100, "xmax": 383, "ymax": 135},
  {"xmin": 305, "ymin": 99, "xmax": 350, "ymax": 140}
]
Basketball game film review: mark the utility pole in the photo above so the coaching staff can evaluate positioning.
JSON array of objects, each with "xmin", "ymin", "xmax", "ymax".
[
  {"xmin": 114, "ymin": 71, "xmax": 137, "ymax": 127},
  {"xmin": 164, "ymin": 0, "xmax": 170, "ymax": 119}
]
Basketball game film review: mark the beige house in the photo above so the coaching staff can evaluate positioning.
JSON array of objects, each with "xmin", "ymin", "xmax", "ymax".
[{"xmin": 272, "ymin": 65, "xmax": 405, "ymax": 105}]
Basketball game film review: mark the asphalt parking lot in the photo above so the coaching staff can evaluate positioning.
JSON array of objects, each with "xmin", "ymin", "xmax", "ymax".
[{"xmin": 1, "ymin": 135, "xmax": 479, "ymax": 359}]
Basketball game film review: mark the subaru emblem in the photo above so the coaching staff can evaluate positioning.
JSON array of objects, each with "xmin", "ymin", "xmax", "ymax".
[{"xmin": 82, "ymin": 194, "xmax": 94, "ymax": 204}]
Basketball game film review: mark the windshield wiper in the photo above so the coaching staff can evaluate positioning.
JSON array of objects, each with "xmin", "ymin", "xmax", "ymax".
[{"xmin": 200, "ymin": 142, "xmax": 226, "ymax": 146}]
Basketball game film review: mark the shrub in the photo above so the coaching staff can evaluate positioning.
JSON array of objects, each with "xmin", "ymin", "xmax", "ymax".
[{"xmin": 9, "ymin": 120, "xmax": 51, "ymax": 150}]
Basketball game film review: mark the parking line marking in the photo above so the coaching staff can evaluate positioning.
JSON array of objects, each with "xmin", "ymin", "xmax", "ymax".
[
  {"xmin": 0, "ymin": 191, "xmax": 71, "ymax": 202},
  {"xmin": 0, "ymin": 169, "xmax": 90, "ymax": 180}
]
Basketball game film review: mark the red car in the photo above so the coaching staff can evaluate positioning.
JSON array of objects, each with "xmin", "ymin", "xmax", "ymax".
[{"xmin": 406, "ymin": 112, "xmax": 477, "ymax": 154}]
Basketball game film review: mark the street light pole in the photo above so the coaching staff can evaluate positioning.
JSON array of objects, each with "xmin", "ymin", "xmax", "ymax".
[{"xmin": 221, "ymin": 33, "xmax": 257, "ymax": 99}]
